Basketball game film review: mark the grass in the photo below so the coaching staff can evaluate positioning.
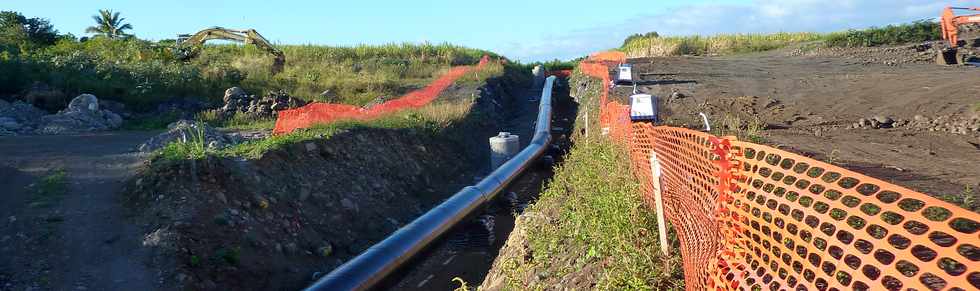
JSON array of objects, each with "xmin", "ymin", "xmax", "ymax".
[
  {"xmin": 155, "ymin": 100, "xmax": 476, "ymax": 161},
  {"xmin": 0, "ymin": 35, "xmax": 497, "ymax": 111},
  {"xmin": 497, "ymin": 137, "xmax": 683, "ymax": 290},
  {"xmin": 712, "ymin": 114, "xmax": 766, "ymax": 143},
  {"xmin": 621, "ymin": 32, "xmax": 826, "ymax": 57},
  {"xmin": 620, "ymin": 21, "xmax": 943, "ymax": 58},
  {"xmin": 28, "ymin": 168, "xmax": 68, "ymax": 208},
  {"xmin": 156, "ymin": 121, "xmax": 210, "ymax": 161},
  {"xmin": 939, "ymin": 186, "xmax": 980, "ymax": 212},
  {"xmin": 824, "ymin": 20, "xmax": 940, "ymax": 47}
]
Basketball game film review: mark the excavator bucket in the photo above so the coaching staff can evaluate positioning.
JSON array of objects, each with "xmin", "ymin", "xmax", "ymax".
[{"xmin": 937, "ymin": 48, "xmax": 962, "ymax": 65}]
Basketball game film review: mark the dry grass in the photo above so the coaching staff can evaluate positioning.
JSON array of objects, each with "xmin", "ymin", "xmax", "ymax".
[{"xmin": 621, "ymin": 32, "xmax": 825, "ymax": 58}]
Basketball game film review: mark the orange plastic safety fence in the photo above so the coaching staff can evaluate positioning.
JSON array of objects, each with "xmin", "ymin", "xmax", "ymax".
[
  {"xmin": 582, "ymin": 51, "xmax": 980, "ymax": 291},
  {"xmin": 629, "ymin": 122, "xmax": 729, "ymax": 290},
  {"xmin": 712, "ymin": 141, "xmax": 980, "ymax": 291},
  {"xmin": 272, "ymin": 56, "xmax": 490, "ymax": 134}
]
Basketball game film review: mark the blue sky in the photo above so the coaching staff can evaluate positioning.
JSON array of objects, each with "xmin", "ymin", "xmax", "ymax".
[{"xmin": 3, "ymin": 0, "xmax": 972, "ymax": 62}]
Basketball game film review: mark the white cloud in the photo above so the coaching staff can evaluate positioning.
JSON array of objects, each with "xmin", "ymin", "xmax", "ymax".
[{"xmin": 500, "ymin": 0, "xmax": 975, "ymax": 62}]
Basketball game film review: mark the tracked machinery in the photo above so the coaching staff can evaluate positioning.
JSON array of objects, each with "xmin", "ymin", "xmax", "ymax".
[
  {"xmin": 938, "ymin": 6, "xmax": 980, "ymax": 65},
  {"xmin": 174, "ymin": 27, "xmax": 285, "ymax": 74}
]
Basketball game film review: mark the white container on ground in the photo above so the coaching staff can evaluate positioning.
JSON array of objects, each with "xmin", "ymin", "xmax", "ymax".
[{"xmin": 489, "ymin": 132, "xmax": 521, "ymax": 170}]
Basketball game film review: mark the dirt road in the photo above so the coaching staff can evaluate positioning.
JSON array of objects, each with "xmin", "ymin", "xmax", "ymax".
[
  {"xmin": 0, "ymin": 131, "xmax": 166, "ymax": 291},
  {"xmin": 621, "ymin": 51, "xmax": 980, "ymax": 201}
]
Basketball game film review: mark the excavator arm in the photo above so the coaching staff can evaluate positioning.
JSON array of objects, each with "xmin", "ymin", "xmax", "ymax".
[
  {"xmin": 941, "ymin": 7, "xmax": 980, "ymax": 47},
  {"xmin": 176, "ymin": 27, "xmax": 285, "ymax": 74}
]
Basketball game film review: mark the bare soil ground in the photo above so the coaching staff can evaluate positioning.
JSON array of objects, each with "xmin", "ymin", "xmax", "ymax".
[
  {"xmin": 620, "ymin": 49, "xmax": 980, "ymax": 203},
  {"xmin": 0, "ymin": 131, "xmax": 168, "ymax": 291}
]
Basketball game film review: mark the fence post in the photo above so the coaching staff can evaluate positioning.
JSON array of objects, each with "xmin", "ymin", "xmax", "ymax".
[{"xmin": 649, "ymin": 151, "xmax": 669, "ymax": 256}]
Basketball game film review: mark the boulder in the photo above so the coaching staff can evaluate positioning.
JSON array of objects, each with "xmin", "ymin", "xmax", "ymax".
[
  {"xmin": 138, "ymin": 120, "xmax": 242, "ymax": 153},
  {"xmin": 67, "ymin": 94, "xmax": 99, "ymax": 113},
  {"xmin": 224, "ymin": 87, "xmax": 248, "ymax": 104},
  {"xmin": 36, "ymin": 94, "xmax": 124, "ymax": 134}
]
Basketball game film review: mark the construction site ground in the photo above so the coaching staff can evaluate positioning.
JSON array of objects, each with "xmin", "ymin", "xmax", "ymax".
[{"xmin": 619, "ymin": 48, "xmax": 980, "ymax": 203}]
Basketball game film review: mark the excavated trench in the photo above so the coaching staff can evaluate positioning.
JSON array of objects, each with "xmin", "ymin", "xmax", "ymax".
[
  {"xmin": 377, "ymin": 78, "xmax": 577, "ymax": 291},
  {"xmin": 121, "ymin": 72, "xmax": 542, "ymax": 290}
]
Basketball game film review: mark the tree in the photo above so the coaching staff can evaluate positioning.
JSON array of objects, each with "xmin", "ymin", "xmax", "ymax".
[
  {"xmin": 622, "ymin": 31, "xmax": 660, "ymax": 47},
  {"xmin": 0, "ymin": 11, "xmax": 58, "ymax": 49},
  {"xmin": 85, "ymin": 9, "xmax": 132, "ymax": 39}
]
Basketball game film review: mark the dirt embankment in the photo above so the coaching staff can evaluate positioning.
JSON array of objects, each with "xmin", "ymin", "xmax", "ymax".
[
  {"xmin": 622, "ymin": 48, "xmax": 980, "ymax": 204},
  {"xmin": 122, "ymin": 76, "xmax": 527, "ymax": 290}
]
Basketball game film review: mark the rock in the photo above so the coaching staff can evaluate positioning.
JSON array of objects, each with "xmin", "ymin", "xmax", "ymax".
[
  {"xmin": 858, "ymin": 118, "xmax": 870, "ymax": 127},
  {"xmin": 0, "ymin": 117, "xmax": 20, "ymax": 130},
  {"xmin": 913, "ymin": 115, "xmax": 927, "ymax": 122},
  {"xmin": 99, "ymin": 100, "xmax": 130, "ymax": 118},
  {"xmin": 67, "ymin": 94, "xmax": 99, "ymax": 113},
  {"xmin": 104, "ymin": 111, "xmax": 123, "ymax": 128},
  {"xmin": 873, "ymin": 115, "xmax": 894, "ymax": 125},
  {"xmin": 138, "ymin": 120, "xmax": 239, "ymax": 152},
  {"xmin": 34, "ymin": 94, "xmax": 124, "ymax": 134},
  {"xmin": 224, "ymin": 87, "xmax": 248, "ymax": 104}
]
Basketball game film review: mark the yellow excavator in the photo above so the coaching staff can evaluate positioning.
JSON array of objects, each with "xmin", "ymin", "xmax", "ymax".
[{"xmin": 175, "ymin": 27, "xmax": 285, "ymax": 74}]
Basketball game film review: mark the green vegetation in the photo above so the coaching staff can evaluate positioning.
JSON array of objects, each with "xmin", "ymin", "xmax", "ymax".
[
  {"xmin": 28, "ymin": 168, "xmax": 68, "ymax": 208},
  {"xmin": 156, "ymin": 70, "xmax": 487, "ymax": 161},
  {"xmin": 824, "ymin": 21, "xmax": 940, "ymax": 47},
  {"xmin": 0, "ymin": 10, "xmax": 497, "ymax": 112},
  {"xmin": 496, "ymin": 137, "xmax": 683, "ymax": 290},
  {"xmin": 156, "ymin": 122, "xmax": 210, "ymax": 161},
  {"xmin": 940, "ymin": 186, "xmax": 980, "ymax": 212},
  {"xmin": 621, "ymin": 32, "xmax": 825, "ymax": 57},
  {"xmin": 621, "ymin": 21, "xmax": 942, "ymax": 57},
  {"xmin": 713, "ymin": 114, "xmax": 766, "ymax": 144},
  {"xmin": 85, "ymin": 9, "xmax": 133, "ymax": 39}
]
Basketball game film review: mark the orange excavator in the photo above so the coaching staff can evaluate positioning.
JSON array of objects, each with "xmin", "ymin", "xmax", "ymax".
[{"xmin": 938, "ymin": 6, "xmax": 980, "ymax": 64}]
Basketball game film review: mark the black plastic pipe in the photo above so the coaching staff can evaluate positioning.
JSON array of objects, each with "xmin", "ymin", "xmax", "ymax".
[{"xmin": 304, "ymin": 76, "xmax": 557, "ymax": 291}]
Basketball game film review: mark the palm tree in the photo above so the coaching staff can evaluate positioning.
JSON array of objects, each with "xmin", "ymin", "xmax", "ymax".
[{"xmin": 85, "ymin": 9, "xmax": 132, "ymax": 39}]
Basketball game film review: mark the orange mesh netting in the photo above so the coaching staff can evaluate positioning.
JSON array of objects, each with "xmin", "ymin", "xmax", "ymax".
[
  {"xmin": 272, "ymin": 56, "xmax": 490, "ymax": 134},
  {"xmin": 582, "ymin": 51, "xmax": 980, "ymax": 291}
]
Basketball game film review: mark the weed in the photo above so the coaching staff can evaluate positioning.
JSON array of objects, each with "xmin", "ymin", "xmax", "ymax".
[
  {"xmin": 189, "ymin": 255, "xmax": 201, "ymax": 267},
  {"xmin": 500, "ymin": 138, "xmax": 683, "ymax": 290},
  {"xmin": 827, "ymin": 149, "xmax": 841, "ymax": 165},
  {"xmin": 713, "ymin": 114, "xmax": 766, "ymax": 143},
  {"xmin": 155, "ymin": 121, "xmax": 210, "ymax": 161},
  {"xmin": 452, "ymin": 277, "xmax": 471, "ymax": 291},
  {"xmin": 195, "ymin": 110, "xmax": 276, "ymax": 130},
  {"xmin": 939, "ymin": 185, "xmax": 980, "ymax": 212},
  {"xmin": 28, "ymin": 168, "xmax": 67, "ymax": 208}
]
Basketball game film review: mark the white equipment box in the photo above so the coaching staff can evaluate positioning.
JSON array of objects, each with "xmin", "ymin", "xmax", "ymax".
[
  {"xmin": 629, "ymin": 94, "xmax": 658, "ymax": 121},
  {"xmin": 616, "ymin": 64, "xmax": 634, "ymax": 84}
]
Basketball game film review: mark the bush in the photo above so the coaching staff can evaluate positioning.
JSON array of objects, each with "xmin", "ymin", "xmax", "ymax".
[
  {"xmin": 824, "ymin": 21, "xmax": 940, "ymax": 47},
  {"xmin": 0, "ymin": 37, "xmax": 497, "ymax": 111}
]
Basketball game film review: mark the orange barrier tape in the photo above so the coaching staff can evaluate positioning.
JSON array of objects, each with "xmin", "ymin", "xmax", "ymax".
[
  {"xmin": 582, "ymin": 52, "xmax": 980, "ymax": 291},
  {"xmin": 545, "ymin": 70, "xmax": 572, "ymax": 78},
  {"xmin": 272, "ymin": 56, "xmax": 490, "ymax": 134}
]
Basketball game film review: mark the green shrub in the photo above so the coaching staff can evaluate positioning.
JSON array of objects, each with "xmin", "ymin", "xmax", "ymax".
[
  {"xmin": 0, "ymin": 35, "xmax": 497, "ymax": 111},
  {"xmin": 824, "ymin": 21, "xmax": 940, "ymax": 47}
]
